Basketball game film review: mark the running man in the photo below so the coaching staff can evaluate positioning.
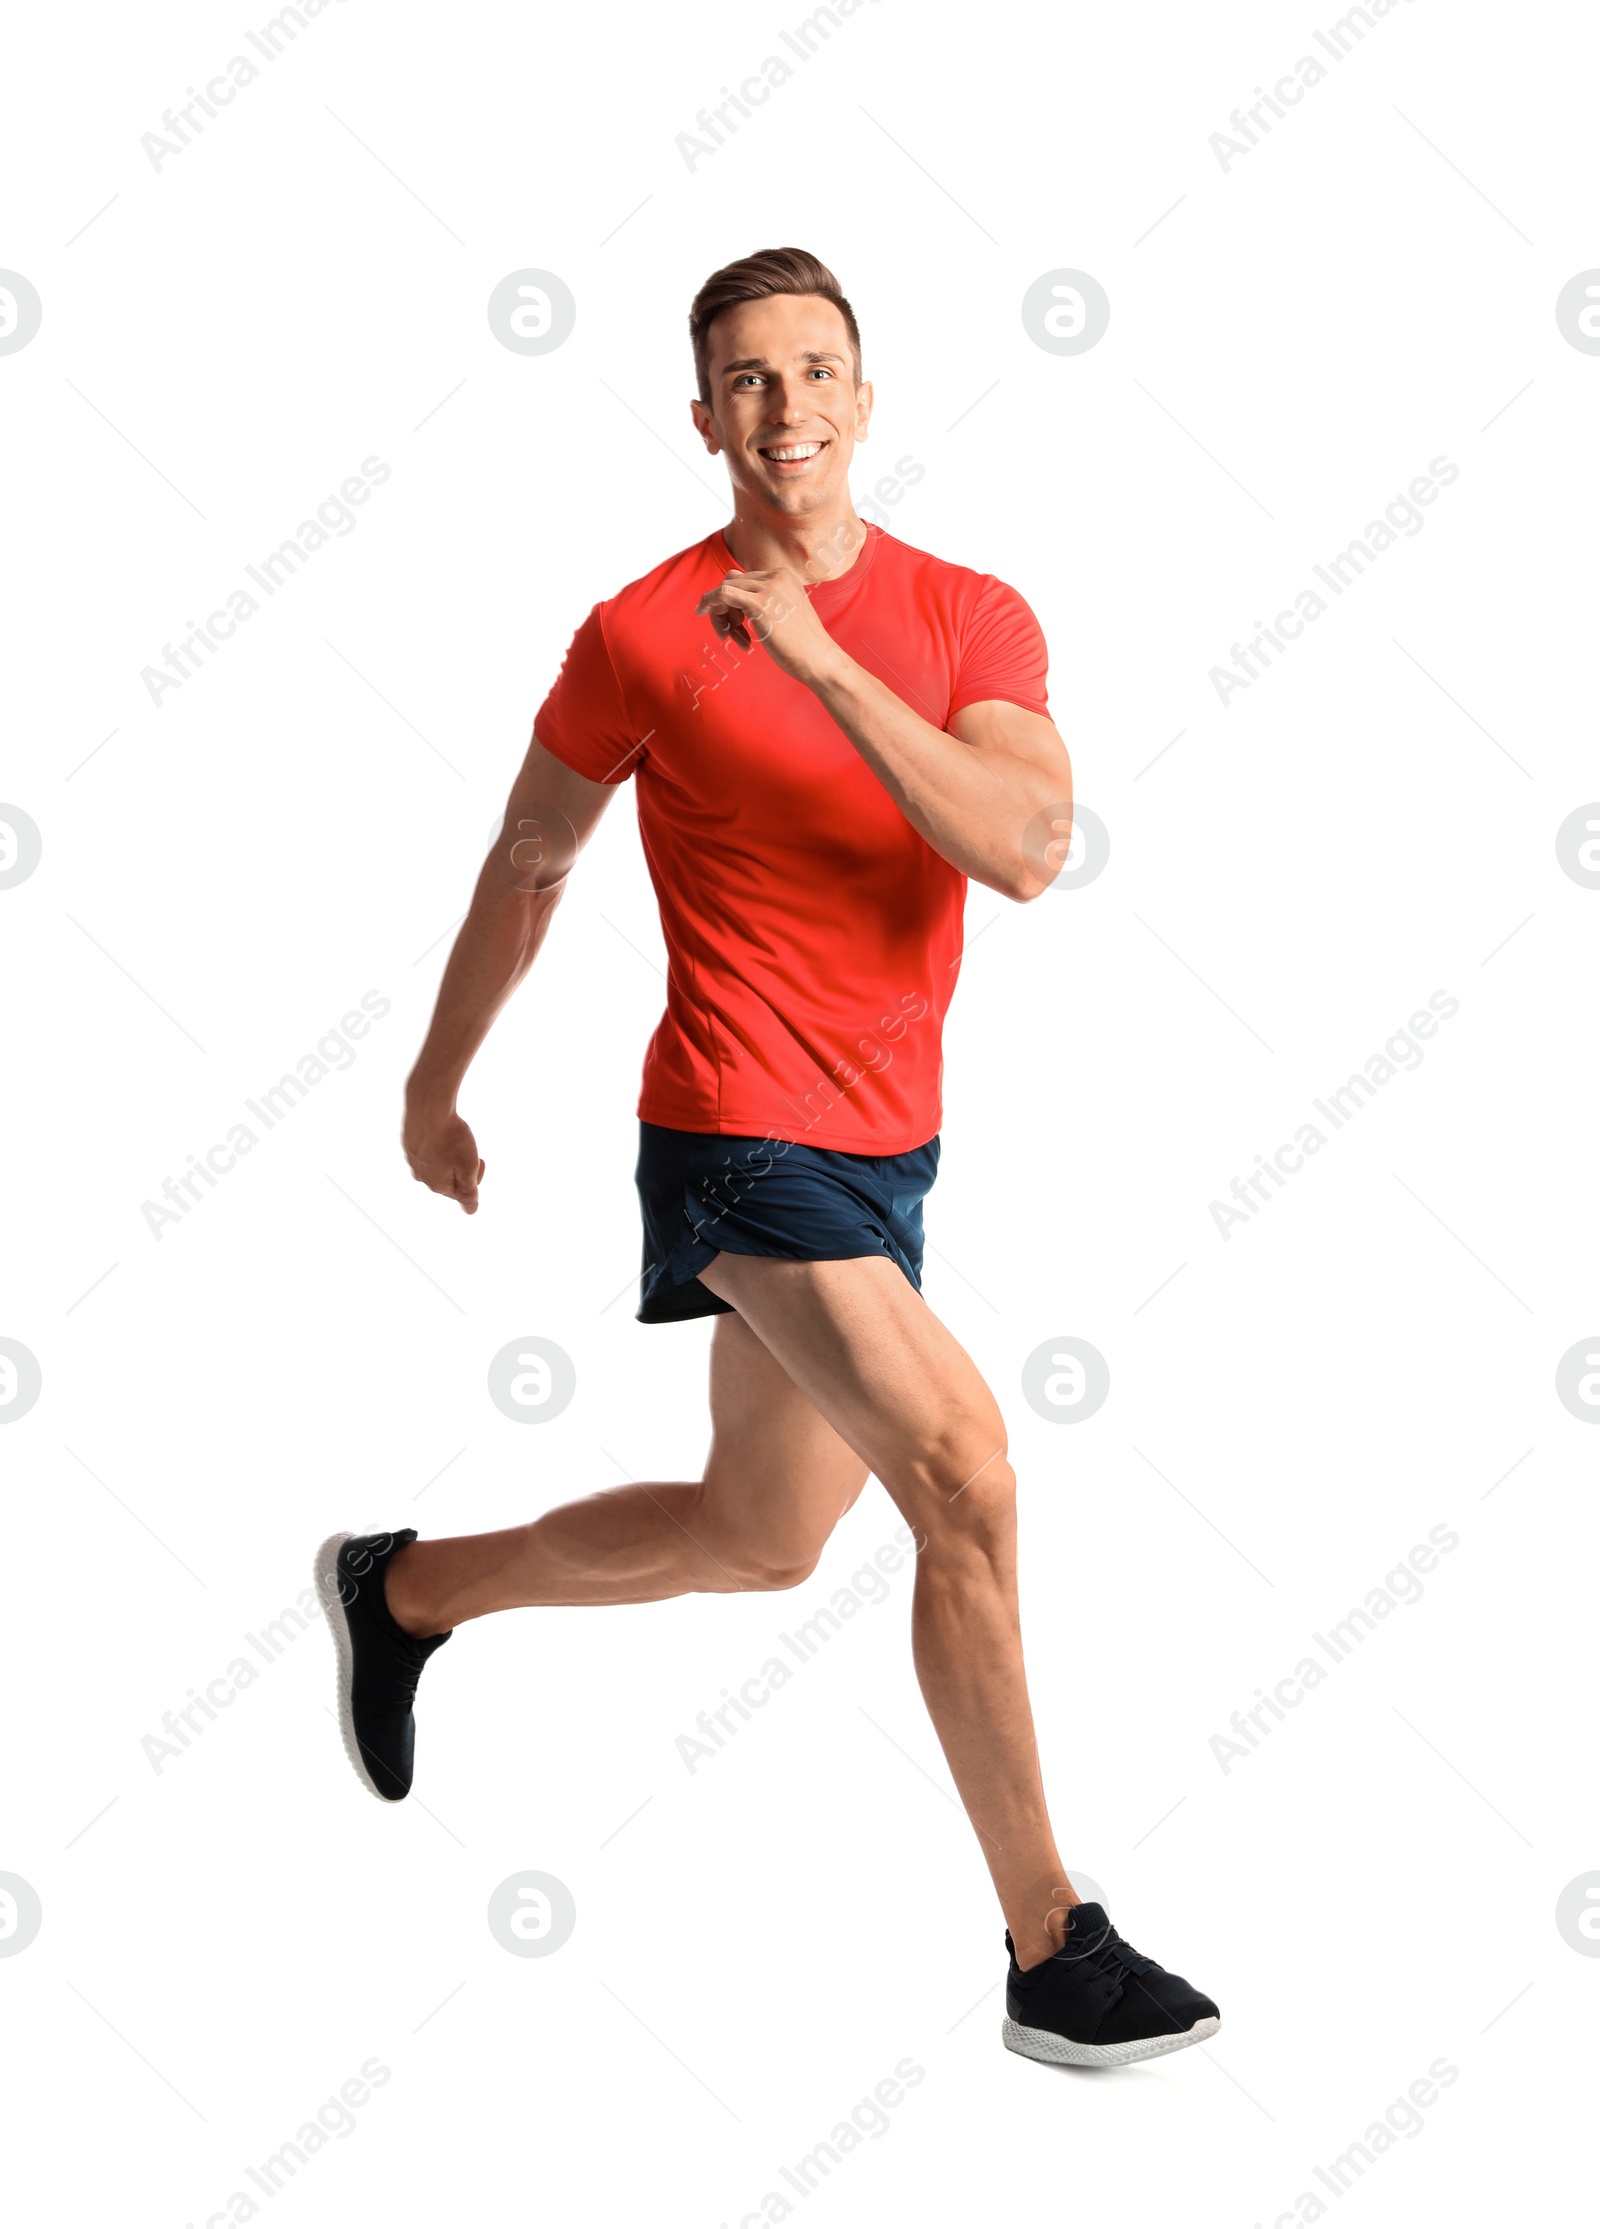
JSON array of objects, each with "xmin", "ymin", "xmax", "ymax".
[{"xmin": 317, "ymin": 248, "xmax": 1219, "ymax": 2068}]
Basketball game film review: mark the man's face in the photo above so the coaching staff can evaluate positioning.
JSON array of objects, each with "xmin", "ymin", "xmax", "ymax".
[{"xmin": 691, "ymin": 293, "xmax": 872, "ymax": 519}]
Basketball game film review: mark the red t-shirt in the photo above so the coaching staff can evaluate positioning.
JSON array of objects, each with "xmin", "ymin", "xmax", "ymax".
[{"xmin": 533, "ymin": 523, "xmax": 1050, "ymax": 1153}]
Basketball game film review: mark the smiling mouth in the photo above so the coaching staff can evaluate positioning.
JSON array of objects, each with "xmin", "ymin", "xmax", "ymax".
[{"xmin": 757, "ymin": 440, "xmax": 828, "ymax": 470}]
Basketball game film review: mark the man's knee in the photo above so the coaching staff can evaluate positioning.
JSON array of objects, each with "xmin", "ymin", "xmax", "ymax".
[
  {"xmin": 895, "ymin": 1420, "xmax": 1016, "ymax": 1550},
  {"xmin": 686, "ymin": 1492, "xmax": 824, "ymax": 1592},
  {"xmin": 945, "ymin": 1457, "xmax": 1017, "ymax": 1550},
  {"xmin": 724, "ymin": 1546, "xmax": 821, "ymax": 1592},
  {"xmin": 896, "ymin": 1406, "xmax": 1011, "ymax": 1504}
]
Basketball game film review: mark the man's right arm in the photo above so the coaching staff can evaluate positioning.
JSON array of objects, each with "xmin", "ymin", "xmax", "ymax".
[{"xmin": 403, "ymin": 735, "xmax": 619, "ymax": 1213}]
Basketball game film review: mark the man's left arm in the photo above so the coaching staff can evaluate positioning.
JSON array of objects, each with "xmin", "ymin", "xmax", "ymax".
[{"xmin": 697, "ymin": 564, "xmax": 1073, "ymax": 901}]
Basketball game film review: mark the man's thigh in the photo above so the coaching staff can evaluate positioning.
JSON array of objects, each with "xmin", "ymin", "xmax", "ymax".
[
  {"xmin": 697, "ymin": 1253, "xmax": 1009, "ymax": 1514},
  {"xmin": 697, "ymin": 1308, "xmax": 871, "ymax": 1577}
]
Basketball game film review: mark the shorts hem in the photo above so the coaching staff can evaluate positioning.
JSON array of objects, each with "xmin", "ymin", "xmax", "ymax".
[{"xmin": 635, "ymin": 1230, "xmax": 920, "ymax": 1326}]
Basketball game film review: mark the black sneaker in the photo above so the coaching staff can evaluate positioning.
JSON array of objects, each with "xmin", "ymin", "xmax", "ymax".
[
  {"xmin": 1002, "ymin": 1903, "xmax": 1220, "ymax": 2067},
  {"xmin": 313, "ymin": 1529, "xmax": 451, "ymax": 1802}
]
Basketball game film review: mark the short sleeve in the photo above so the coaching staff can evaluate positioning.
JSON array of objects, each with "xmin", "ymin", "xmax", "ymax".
[
  {"xmin": 532, "ymin": 604, "xmax": 647, "ymax": 785},
  {"xmin": 947, "ymin": 575, "xmax": 1050, "ymax": 720}
]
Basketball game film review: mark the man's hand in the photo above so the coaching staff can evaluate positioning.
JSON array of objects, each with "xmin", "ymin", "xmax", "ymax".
[
  {"xmin": 404, "ymin": 1095, "xmax": 485, "ymax": 1214},
  {"xmin": 694, "ymin": 566, "xmax": 845, "ymax": 688}
]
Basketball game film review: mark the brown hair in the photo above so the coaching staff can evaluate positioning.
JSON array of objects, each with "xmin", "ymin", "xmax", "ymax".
[{"xmin": 689, "ymin": 246, "xmax": 861, "ymax": 406}]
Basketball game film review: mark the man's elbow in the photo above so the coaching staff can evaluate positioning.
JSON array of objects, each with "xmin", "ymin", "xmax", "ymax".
[
  {"xmin": 970, "ymin": 859, "xmax": 1046, "ymax": 904},
  {"xmin": 487, "ymin": 802, "xmax": 583, "ymax": 897},
  {"xmin": 1011, "ymin": 794, "xmax": 1073, "ymax": 901}
]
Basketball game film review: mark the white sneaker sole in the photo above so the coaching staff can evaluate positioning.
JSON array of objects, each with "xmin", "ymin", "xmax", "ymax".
[
  {"xmin": 1002, "ymin": 2013, "xmax": 1219, "ymax": 2068},
  {"xmin": 312, "ymin": 1531, "xmax": 394, "ymax": 1804}
]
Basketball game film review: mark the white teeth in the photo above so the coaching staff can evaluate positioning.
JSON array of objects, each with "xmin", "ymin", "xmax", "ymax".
[{"xmin": 764, "ymin": 443, "xmax": 822, "ymax": 462}]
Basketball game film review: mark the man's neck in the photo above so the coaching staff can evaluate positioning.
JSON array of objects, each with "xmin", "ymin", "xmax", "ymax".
[{"xmin": 722, "ymin": 503, "xmax": 871, "ymax": 587}]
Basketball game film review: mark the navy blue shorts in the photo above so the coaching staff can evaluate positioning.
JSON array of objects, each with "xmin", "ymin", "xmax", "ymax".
[{"xmin": 634, "ymin": 1121, "xmax": 941, "ymax": 1324}]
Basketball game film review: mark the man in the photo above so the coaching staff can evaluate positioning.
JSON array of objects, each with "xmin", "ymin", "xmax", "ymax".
[{"xmin": 317, "ymin": 247, "xmax": 1219, "ymax": 2069}]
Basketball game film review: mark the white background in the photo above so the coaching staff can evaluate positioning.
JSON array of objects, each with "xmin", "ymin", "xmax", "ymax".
[{"xmin": 2, "ymin": 0, "xmax": 1596, "ymax": 2222}]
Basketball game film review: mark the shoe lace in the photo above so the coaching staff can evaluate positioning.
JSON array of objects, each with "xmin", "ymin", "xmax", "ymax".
[
  {"xmin": 393, "ymin": 1631, "xmax": 437, "ymax": 1700},
  {"xmin": 1059, "ymin": 1916, "xmax": 1159, "ymax": 1982}
]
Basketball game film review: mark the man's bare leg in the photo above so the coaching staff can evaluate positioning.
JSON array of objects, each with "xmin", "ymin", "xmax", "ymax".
[
  {"xmin": 385, "ymin": 1255, "xmax": 1076, "ymax": 1967},
  {"xmin": 385, "ymin": 1310, "xmax": 869, "ymax": 1625},
  {"xmin": 695, "ymin": 1252, "xmax": 1076, "ymax": 1971}
]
